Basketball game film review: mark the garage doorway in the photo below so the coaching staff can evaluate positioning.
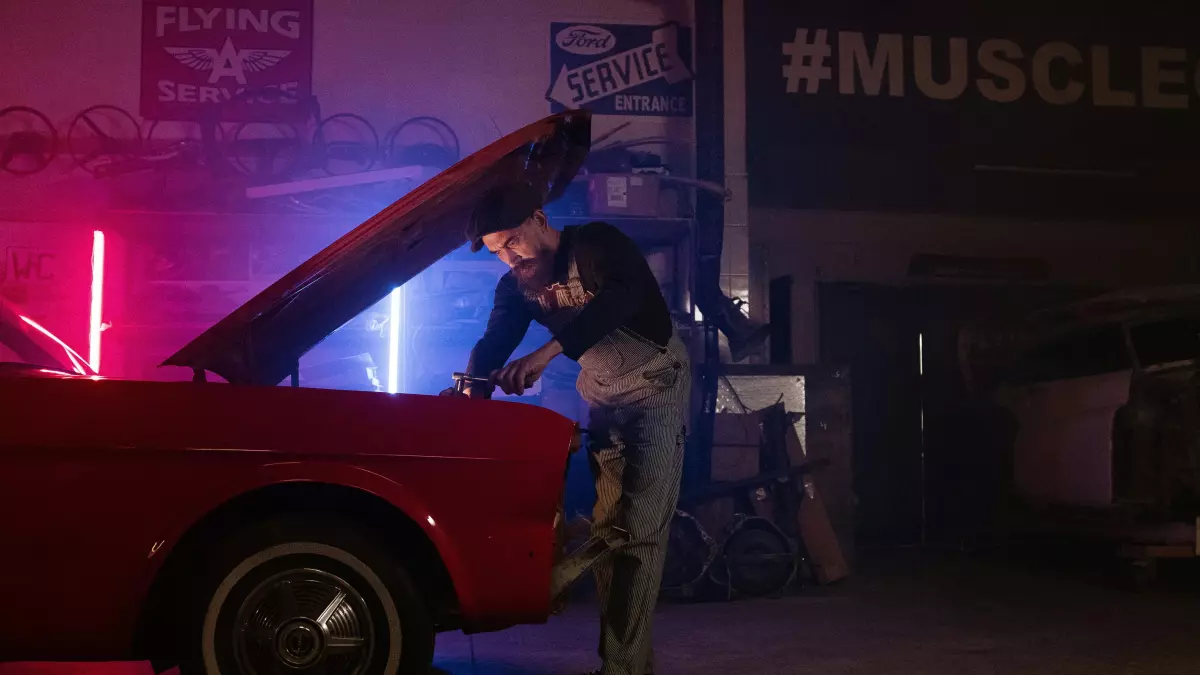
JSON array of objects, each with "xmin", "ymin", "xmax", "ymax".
[
  {"xmin": 819, "ymin": 282, "xmax": 1092, "ymax": 548},
  {"xmin": 819, "ymin": 284, "xmax": 924, "ymax": 547}
]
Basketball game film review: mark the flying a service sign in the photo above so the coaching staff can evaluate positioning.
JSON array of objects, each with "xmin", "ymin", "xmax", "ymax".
[
  {"xmin": 140, "ymin": 0, "xmax": 314, "ymax": 121},
  {"xmin": 548, "ymin": 21, "xmax": 694, "ymax": 117}
]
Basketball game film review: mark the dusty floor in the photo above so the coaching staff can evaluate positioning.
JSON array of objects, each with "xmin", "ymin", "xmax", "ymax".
[
  {"xmin": 4, "ymin": 550, "xmax": 1198, "ymax": 675},
  {"xmin": 433, "ymin": 550, "xmax": 1200, "ymax": 675}
]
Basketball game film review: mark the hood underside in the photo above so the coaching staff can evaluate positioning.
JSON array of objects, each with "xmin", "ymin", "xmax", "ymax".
[{"xmin": 164, "ymin": 110, "xmax": 591, "ymax": 385}]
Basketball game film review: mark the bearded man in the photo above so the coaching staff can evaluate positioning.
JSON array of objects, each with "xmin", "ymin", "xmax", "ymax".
[{"xmin": 459, "ymin": 182, "xmax": 689, "ymax": 675}]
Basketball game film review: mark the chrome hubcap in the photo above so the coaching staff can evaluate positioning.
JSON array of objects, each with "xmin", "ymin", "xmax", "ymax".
[
  {"xmin": 277, "ymin": 619, "xmax": 322, "ymax": 667},
  {"xmin": 233, "ymin": 568, "xmax": 374, "ymax": 675}
]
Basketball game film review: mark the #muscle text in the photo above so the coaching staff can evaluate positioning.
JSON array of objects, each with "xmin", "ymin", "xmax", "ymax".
[{"xmin": 790, "ymin": 30, "xmax": 1197, "ymax": 109}]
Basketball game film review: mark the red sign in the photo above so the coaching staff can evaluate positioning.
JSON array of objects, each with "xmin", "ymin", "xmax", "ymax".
[{"xmin": 140, "ymin": 1, "xmax": 314, "ymax": 122}]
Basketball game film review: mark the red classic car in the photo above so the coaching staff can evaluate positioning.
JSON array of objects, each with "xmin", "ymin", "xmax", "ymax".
[{"xmin": 0, "ymin": 111, "xmax": 607, "ymax": 675}]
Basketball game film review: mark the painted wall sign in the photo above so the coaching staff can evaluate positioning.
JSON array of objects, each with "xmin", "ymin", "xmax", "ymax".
[
  {"xmin": 744, "ymin": 1, "xmax": 1200, "ymax": 219},
  {"xmin": 140, "ymin": 0, "xmax": 314, "ymax": 121},
  {"xmin": 0, "ymin": 248, "xmax": 56, "ymax": 284},
  {"xmin": 777, "ymin": 30, "xmax": 1196, "ymax": 109},
  {"xmin": 548, "ymin": 21, "xmax": 694, "ymax": 117}
]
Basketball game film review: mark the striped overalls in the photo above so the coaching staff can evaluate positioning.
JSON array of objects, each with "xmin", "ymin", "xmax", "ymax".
[{"xmin": 532, "ymin": 253, "xmax": 691, "ymax": 675}]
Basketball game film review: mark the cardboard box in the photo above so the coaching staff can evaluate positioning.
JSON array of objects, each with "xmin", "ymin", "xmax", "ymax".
[
  {"xmin": 587, "ymin": 173, "xmax": 673, "ymax": 217},
  {"xmin": 797, "ymin": 480, "xmax": 850, "ymax": 584},
  {"xmin": 711, "ymin": 412, "xmax": 762, "ymax": 482},
  {"xmin": 711, "ymin": 444, "xmax": 760, "ymax": 482}
]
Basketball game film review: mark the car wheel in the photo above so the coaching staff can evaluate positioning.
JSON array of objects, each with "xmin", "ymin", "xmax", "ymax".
[{"xmin": 173, "ymin": 515, "xmax": 434, "ymax": 675}]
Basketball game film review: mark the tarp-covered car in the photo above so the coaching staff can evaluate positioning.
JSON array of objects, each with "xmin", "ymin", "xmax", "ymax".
[{"xmin": 959, "ymin": 287, "xmax": 1200, "ymax": 525}]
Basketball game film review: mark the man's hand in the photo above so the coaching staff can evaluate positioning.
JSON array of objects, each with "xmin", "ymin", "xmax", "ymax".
[{"xmin": 490, "ymin": 340, "xmax": 563, "ymax": 396}]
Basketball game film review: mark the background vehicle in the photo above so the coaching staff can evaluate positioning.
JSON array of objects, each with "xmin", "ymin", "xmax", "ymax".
[{"xmin": 961, "ymin": 287, "xmax": 1200, "ymax": 583}]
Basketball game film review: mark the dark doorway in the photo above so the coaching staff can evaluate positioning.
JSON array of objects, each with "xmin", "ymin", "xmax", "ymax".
[
  {"xmin": 768, "ymin": 276, "xmax": 793, "ymax": 364},
  {"xmin": 819, "ymin": 282, "xmax": 1092, "ymax": 548},
  {"xmin": 819, "ymin": 284, "xmax": 924, "ymax": 547},
  {"xmin": 906, "ymin": 284, "xmax": 1088, "ymax": 548}
]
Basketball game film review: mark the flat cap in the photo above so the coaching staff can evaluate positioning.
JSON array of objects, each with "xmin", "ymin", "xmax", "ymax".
[{"xmin": 466, "ymin": 182, "xmax": 544, "ymax": 252}]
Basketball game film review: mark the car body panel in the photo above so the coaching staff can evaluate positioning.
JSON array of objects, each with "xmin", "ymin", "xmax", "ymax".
[
  {"xmin": 0, "ymin": 375, "xmax": 576, "ymax": 658},
  {"xmin": 959, "ymin": 286, "xmax": 1200, "ymax": 394},
  {"xmin": 967, "ymin": 288, "xmax": 1200, "ymax": 513},
  {"xmin": 1001, "ymin": 370, "xmax": 1131, "ymax": 507}
]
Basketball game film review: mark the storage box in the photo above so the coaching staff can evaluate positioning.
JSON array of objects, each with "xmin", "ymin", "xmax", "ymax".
[
  {"xmin": 711, "ymin": 412, "xmax": 762, "ymax": 482},
  {"xmin": 587, "ymin": 173, "xmax": 673, "ymax": 217}
]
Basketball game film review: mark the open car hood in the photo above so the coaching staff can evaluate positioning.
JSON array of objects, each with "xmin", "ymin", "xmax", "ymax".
[{"xmin": 164, "ymin": 110, "xmax": 591, "ymax": 385}]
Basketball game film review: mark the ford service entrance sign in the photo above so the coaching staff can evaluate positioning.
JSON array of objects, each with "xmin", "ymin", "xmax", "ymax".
[{"xmin": 548, "ymin": 22, "xmax": 693, "ymax": 117}]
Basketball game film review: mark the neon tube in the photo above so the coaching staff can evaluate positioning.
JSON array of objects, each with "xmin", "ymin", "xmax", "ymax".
[
  {"xmin": 89, "ymin": 230, "xmax": 105, "ymax": 373},
  {"xmin": 387, "ymin": 286, "xmax": 402, "ymax": 394}
]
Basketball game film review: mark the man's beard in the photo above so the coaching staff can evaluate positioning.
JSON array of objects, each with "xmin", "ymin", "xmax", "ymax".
[{"xmin": 512, "ymin": 254, "xmax": 553, "ymax": 291}]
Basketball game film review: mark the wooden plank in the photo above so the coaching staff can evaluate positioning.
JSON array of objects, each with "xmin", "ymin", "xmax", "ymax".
[{"xmin": 798, "ymin": 480, "xmax": 850, "ymax": 583}]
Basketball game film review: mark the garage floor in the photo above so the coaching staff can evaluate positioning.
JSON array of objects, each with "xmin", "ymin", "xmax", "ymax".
[
  {"xmin": 4, "ymin": 550, "xmax": 1199, "ymax": 675},
  {"xmin": 433, "ymin": 549, "xmax": 1200, "ymax": 675}
]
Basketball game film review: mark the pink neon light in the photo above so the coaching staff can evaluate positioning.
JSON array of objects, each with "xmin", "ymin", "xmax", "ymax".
[{"xmin": 89, "ymin": 230, "xmax": 105, "ymax": 372}]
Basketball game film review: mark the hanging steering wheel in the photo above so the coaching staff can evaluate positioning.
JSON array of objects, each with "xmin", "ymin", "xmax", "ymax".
[
  {"xmin": 383, "ymin": 115, "xmax": 460, "ymax": 169},
  {"xmin": 67, "ymin": 104, "xmax": 143, "ymax": 175},
  {"xmin": 144, "ymin": 118, "xmax": 206, "ymax": 154},
  {"xmin": 218, "ymin": 87, "xmax": 313, "ymax": 181},
  {"xmin": 313, "ymin": 113, "xmax": 379, "ymax": 175},
  {"xmin": 0, "ymin": 106, "xmax": 58, "ymax": 176}
]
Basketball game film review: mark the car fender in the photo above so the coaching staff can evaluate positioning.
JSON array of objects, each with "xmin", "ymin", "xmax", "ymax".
[{"xmin": 141, "ymin": 458, "xmax": 479, "ymax": 619}]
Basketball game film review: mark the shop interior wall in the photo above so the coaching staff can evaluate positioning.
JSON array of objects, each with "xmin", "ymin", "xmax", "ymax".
[
  {"xmin": 0, "ymin": 0, "xmax": 698, "ymax": 377},
  {"xmin": 0, "ymin": 0, "xmax": 694, "ymax": 211},
  {"xmin": 751, "ymin": 207, "xmax": 1200, "ymax": 366}
]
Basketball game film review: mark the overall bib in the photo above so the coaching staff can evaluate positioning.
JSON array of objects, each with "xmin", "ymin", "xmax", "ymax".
[{"xmin": 533, "ymin": 253, "xmax": 690, "ymax": 675}]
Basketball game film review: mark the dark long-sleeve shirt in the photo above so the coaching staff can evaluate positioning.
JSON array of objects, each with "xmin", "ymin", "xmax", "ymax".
[{"xmin": 466, "ymin": 222, "xmax": 672, "ymax": 377}]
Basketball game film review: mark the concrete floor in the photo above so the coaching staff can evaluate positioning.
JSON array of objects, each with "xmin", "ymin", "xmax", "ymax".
[
  {"xmin": 433, "ymin": 550, "xmax": 1200, "ymax": 675},
  {"xmin": 4, "ymin": 550, "xmax": 1198, "ymax": 675}
]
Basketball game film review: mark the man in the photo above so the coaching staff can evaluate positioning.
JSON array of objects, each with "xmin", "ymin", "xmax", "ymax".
[{"xmin": 461, "ymin": 182, "xmax": 689, "ymax": 675}]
